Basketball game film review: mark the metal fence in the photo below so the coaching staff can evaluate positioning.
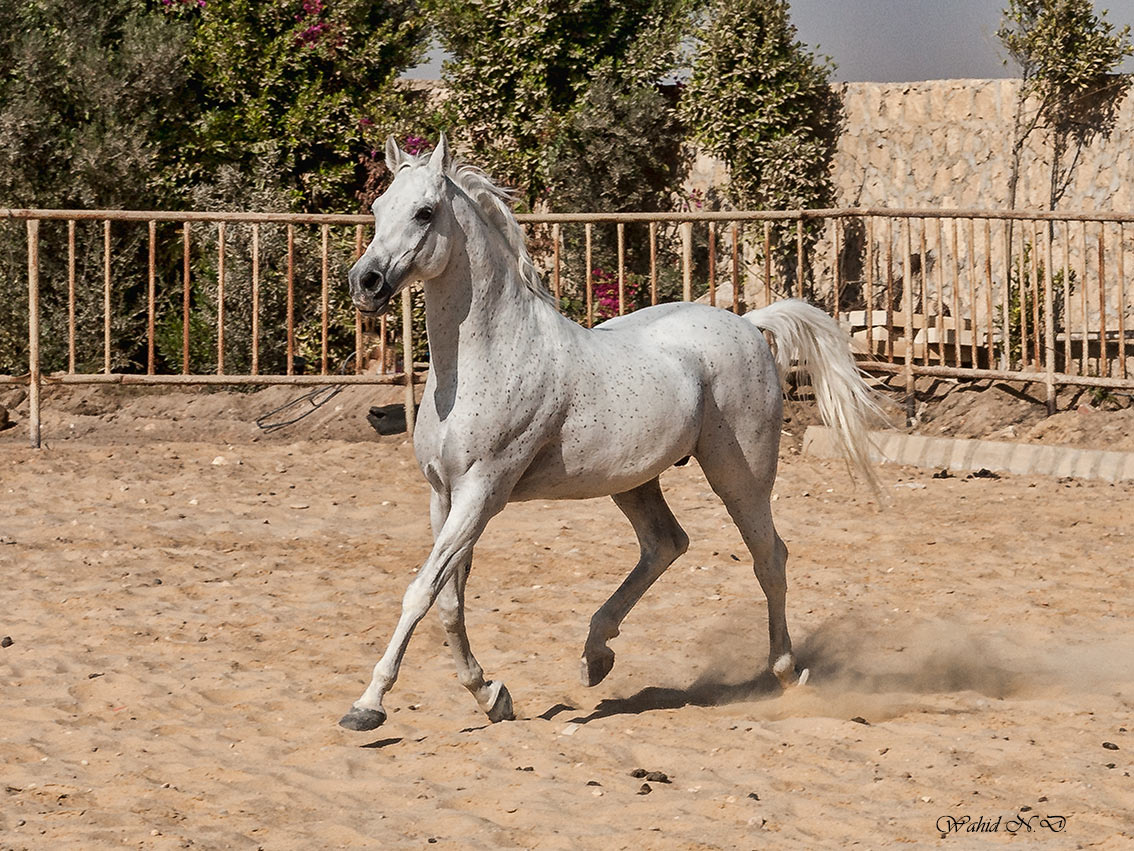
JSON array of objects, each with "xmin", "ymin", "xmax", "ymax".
[{"xmin": 4, "ymin": 206, "xmax": 1134, "ymax": 447}]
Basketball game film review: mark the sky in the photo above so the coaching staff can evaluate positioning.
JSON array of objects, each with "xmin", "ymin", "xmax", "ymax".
[
  {"xmin": 791, "ymin": 0, "xmax": 1134, "ymax": 81},
  {"xmin": 403, "ymin": 0, "xmax": 1134, "ymax": 82}
]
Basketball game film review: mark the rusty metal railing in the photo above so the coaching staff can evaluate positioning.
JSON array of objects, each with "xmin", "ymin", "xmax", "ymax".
[
  {"xmin": 3, "ymin": 209, "xmax": 422, "ymax": 447},
  {"xmin": 4, "ymin": 206, "xmax": 1134, "ymax": 447}
]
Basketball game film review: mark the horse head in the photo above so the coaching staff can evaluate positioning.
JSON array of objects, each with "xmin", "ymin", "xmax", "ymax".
[{"xmin": 348, "ymin": 132, "xmax": 456, "ymax": 316}]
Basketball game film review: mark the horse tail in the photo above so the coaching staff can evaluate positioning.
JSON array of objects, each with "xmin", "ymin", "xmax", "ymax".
[{"xmin": 745, "ymin": 298, "xmax": 888, "ymax": 492}]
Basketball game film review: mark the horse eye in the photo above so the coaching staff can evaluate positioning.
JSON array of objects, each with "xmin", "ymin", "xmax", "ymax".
[{"xmin": 414, "ymin": 207, "xmax": 433, "ymax": 223}]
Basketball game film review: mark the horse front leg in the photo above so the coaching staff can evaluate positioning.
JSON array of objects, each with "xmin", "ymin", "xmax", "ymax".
[
  {"xmin": 339, "ymin": 487, "xmax": 504, "ymax": 732},
  {"xmin": 437, "ymin": 564, "xmax": 514, "ymax": 722},
  {"xmin": 430, "ymin": 490, "xmax": 513, "ymax": 722},
  {"xmin": 337, "ymin": 485, "xmax": 508, "ymax": 735}
]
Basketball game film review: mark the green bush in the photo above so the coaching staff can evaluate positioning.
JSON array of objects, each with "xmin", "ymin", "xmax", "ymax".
[
  {"xmin": 1000, "ymin": 240, "xmax": 1070, "ymax": 370},
  {"xmin": 167, "ymin": 0, "xmax": 428, "ymax": 213},
  {"xmin": 429, "ymin": 0, "xmax": 694, "ymax": 209},
  {"xmin": 680, "ymin": 0, "xmax": 844, "ymax": 299},
  {"xmin": 0, "ymin": 0, "xmax": 190, "ymax": 373},
  {"xmin": 0, "ymin": 1, "xmax": 429, "ymax": 375}
]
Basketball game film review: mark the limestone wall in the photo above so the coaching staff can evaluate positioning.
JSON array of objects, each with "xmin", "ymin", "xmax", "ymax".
[
  {"xmin": 833, "ymin": 78, "xmax": 1134, "ymax": 212},
  {"xmin": 690, "ymin": 78, "xmax": 1134, "ymax": 212},
  {"xmin": 688, "ymin": 79, "xmax": 1134, "ymax": 360}
]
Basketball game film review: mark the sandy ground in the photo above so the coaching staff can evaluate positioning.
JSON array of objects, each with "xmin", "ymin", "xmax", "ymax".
[{"xmin": 1, "ymin": 386, "xmax": 1133, "ymax": 849}]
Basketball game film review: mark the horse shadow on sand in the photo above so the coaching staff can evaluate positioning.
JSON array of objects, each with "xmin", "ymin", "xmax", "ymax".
[{"xmin": 549, "ymin": 615, "xmax": 1030, "ymax": 726}]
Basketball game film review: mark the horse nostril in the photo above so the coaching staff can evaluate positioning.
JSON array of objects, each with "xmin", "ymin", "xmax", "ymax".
[
  {"xmin": 363, "ymin": 269, "xmax": 385, "ymax": 293},
  {"xmin": 351, "ymin": 266, "xmax": 385, "ymax": 294}
]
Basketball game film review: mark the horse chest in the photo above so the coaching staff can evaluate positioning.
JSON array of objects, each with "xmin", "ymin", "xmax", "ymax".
[{"xmin": 414, "ymin": 384, "xmax": 561, "ymax": 492}]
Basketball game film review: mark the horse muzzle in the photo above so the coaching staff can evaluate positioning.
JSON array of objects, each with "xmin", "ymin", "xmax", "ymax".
[{"xmin": 349, "ymin": 263, "xmax": 396, "ymax": 316}]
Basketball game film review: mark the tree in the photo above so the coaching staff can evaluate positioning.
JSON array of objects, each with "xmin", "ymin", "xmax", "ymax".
[
  {"xmin": 541, "ymin": 75, "xmax": 690, "ymax": 315},
  {"xmin": 998, "ymin": 0, "xmax": 1133, "ymax": 212},
  {"xmin": 0, "ymin": 0, "xmax": 191, "ymax": 373},
  {"xmin": 170, "ymin": 0, "xmax": 429, "ymax": 213},
  {"xmin": 0, "ymin": 0, "xmax": 428, "ymax": 374},
  {"xmin": 680, "ymin": 0, "xmax": 842, "ymax": 212},
  {"xmin": 680, "ymin": 0, "xmax": 843, "ymax": 294},
  {"xmin": 0, "ymin": 0, "xmax": 190, "ymax": 211},
  {"xmin": 428, "ymin": 0, "xmax": 695, "ymax": 209}
]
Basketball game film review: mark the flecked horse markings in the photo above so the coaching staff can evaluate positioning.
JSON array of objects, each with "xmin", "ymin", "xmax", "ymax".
[{"xmin": 339, "ymin": 133, "xmax": 885, "ymax": 731}]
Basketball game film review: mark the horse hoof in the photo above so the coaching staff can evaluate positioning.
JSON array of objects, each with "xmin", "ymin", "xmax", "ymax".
[
  {"xmin": 580, "ymin": 648, "xmax": 616, "ymax": 687},
  {"xmin": 772, "ymin": 654, "xmax": 808, "ymax": 689},
  {"xmin": 338, "ymin": 705, "xmax": 387, "ymax": 731},
  {"xmin": 485, "ymin": 681, "xmax": 514, "ymax": 723}
]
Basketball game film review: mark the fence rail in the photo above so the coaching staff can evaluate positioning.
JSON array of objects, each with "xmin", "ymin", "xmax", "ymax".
[{"xmin": 4, "ymin": 206, "xmax": 1133, "ymax": 448}]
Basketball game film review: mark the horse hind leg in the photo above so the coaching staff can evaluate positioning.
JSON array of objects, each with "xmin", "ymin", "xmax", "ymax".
[
  {"xmin": 759, "ymin": 530, "xmax": 809, "ymax": 688},
  {"xmin": 582, "ymin": 477, "xmax": 689, "ymax": 686},
  {"xmin": 696, "ymin": 449, "xmax": 808, "ymax": 689}
]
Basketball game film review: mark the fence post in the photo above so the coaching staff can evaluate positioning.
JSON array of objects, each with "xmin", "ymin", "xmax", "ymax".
[
  {"xmin": 796, "ymin": 218, "xmax": 805, "ymax": 299},
  {"xmin": 103, "ymin": 220, "xmax": 112, "ymax": 374},
  {"xmin": 1044, "ymin": 223, "xmax": 1056, "ymax": 413},
  {"xmin": 617, "ymin": 222, "xmax": 626, "ymax": 315},
  {"xmin": 68, "ymin": 220, "xmax": 76, "ymax": 374},
  {"xmin": 903, "ymin": 218, "xmax": 915, "ymax": 422},
  {"xmin": 252, "ymin": 223, "xmax": 261, "ymax": 375},
  {"xmin": 831, "ymin": 218, "xmax": 840, "ymax": 319},
  {"xmin": 321, "ymin": 224, "xmax": 330, "ymax": 375},
  {"xmin": 217, "ymin": 222, "xmax": 226, "ymax": 375},
  {"xmin": 147, "ymin": 220, "xmax": 156, "ymax": 374},
  {"xmin": 865, "ymin": 217, "xmax": 874, "ymax": 357},
  {"xmin": 649, "ymin": 222, "xmax": 658, "ymax": 306},
  {"xmin": 707, "ymin": 222, "xmax": 716, "ymax": 307},
  {"xmin": 402, "ymin": 285, "xmax": 415, "ymax": 437},
  {"xmin": 682, "ymin": 222, "xmax": 693, "ymax": 302},
  {"xmin": 286, "ymin": 225, "xmax": 295, "ymax": 376},
  {"xmin": 552, "ymin": 223, "xmax": 562, "ymax": 303},
  {"xmin": 730, "ymin": 222, "xmax": 740, "ymax": 313},
  {"xmin": 585, "ymin": 223, "xmax": 594, "ymax": 327},
  {"xmin": 353, "ymin": 225, "xmax": 364, "ymax": 374},
  {"xmin": 182, "ymin": 223, "xmax": 191, "ymax": 375},
  {"xmin": 27, "ymin": 220, "xmax": 41, "ymax": 448},
  {"xmin": 1118, "ymin": 224, "xmax": 1127, "ymax": 380}
]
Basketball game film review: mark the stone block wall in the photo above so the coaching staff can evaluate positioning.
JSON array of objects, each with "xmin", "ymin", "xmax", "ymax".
[
  {"xmin": 688, "ymin": 78, "xmax": 1134, "ymax": 364},
  {"xmin": 831, "ymin": 78, "xmax": 1134, "ymax": 212}
]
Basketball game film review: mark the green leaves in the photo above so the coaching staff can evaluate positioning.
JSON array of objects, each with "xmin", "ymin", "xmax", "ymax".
[
  {"xmin": 0, "ymin": 0, "xmax": 430, "ymax": 374},
  {"xmin": 998, "ymin": 0, "xmax": 1132, "ymax": 210},
  {"xmin": 678, "ymin": 0, "xmax": 842, "ymax": 294},
  {"xmin": 177, "ymin": 0, "xmax": 429, "ymax": 213},
  {"xmin": 429, "ymin": 0, "xmax": 695, "ymax": 208},
  {"xmin": 0, "ymin": 0, "xmax": 190, "ymax": 210},
  {"xmin": 999, "ymin": 0, "xmax": 1132, "ymax": 98},
  {"xmin": 680, "ymin": 0, "xmax": 842, "ymax": 214}
]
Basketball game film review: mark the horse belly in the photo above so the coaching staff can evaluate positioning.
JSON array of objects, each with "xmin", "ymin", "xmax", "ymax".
[{"xmin": 508, "ymin": 382, "xmax": 700, "ymax": 501}]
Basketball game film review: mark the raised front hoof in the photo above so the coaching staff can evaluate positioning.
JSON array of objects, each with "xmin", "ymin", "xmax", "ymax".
[
  {"xmin": 772, "ymin": 654, "xmax": 810, "ymax": 689},
  {"xmin": 338, "ymin": 705, "xmax": 387, "ymax": 731},
  {"xmin": 580, "ymin": 648, "xmax": 616, "ymax": 687},
  {"xmin": 484, "ymin": 681, "xmax": 514, "ymax": 723}
]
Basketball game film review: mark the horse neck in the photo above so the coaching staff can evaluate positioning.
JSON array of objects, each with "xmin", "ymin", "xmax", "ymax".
[{"xmin": 424, "ymin": 199, "xmax": 564, "ymax": 374}]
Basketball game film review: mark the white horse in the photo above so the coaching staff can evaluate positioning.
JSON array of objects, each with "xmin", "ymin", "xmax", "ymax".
[{"xmin": 339, "ymin": 133, "xmax": 884, "ymax": 731}]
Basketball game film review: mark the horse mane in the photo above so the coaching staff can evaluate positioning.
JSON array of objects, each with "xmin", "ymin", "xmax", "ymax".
[{"xmin": 431, "ymin": 154, "xmax": 555, "ymax": 305}]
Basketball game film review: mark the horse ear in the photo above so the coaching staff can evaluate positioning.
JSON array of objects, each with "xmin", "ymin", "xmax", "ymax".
[
  {"xmin": 385, "ymin": 136, "xmax": 404, "ymax": 172},
  {"xmin": 430, "ymin": 132, "xmax": 452, "ymax": 174}
]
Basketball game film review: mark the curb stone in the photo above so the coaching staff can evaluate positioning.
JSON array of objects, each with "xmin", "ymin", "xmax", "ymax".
[{"xmin": 802, "ymin": 426, "xmax": 1134, "ymax": 483}]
